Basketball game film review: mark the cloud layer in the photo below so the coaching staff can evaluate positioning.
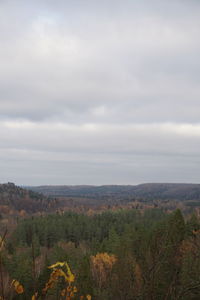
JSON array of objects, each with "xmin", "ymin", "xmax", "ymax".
[{"xmin": 0, "ymin": 0, "xmax": 200, "ymax": 184}]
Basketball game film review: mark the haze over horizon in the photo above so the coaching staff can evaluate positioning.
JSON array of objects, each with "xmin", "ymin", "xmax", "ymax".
[{"xmin": 0, "ymin": 0, "xmax": 200, "ymax": 185}]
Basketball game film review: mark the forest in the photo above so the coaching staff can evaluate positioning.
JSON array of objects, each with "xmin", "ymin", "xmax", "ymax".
[{"xmin": 1, "ymin": 206, "xmax": 200, "ymax": 299}]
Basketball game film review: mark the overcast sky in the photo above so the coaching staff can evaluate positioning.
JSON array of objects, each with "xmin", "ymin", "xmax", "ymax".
[{"xmin": 0, "ymin": 0, "xmax": 200, "ymax": 185}]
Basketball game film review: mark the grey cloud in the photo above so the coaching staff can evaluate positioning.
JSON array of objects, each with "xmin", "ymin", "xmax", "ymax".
[{"xmin": 0, "ymin": 0, "xmax": 200, "ymax": 184}]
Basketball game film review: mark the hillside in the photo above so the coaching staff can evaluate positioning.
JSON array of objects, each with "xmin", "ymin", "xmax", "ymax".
[
  {"xmin": 2, "ymin": 183, "xmax": 200, "ymax": 217},
  {"xmin": 27, "ymin": 183, "xmax": 200, "ymax": 201},
  {"xmin": 0, "ymin": 182, "xmax": 58, "ymax": 215}
]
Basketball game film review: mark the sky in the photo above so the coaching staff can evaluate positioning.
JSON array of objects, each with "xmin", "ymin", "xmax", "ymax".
[{"xmin": 0, "ymin": 0, "xmax": 200, "ymax": 185}]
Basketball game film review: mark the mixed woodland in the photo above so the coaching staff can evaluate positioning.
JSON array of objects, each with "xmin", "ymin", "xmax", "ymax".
[{"xmin": 1, "ymin": 183, "xmax": 200, "ymax": 299}]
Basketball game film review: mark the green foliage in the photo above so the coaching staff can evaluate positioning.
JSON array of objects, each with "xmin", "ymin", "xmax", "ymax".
[
  {"xmin": 5, "ymin": 248, "xmax": 33, "ymax": 297},
  {"xmin": 76, "ymin": 256, "xmax": 94, "ymax": 298},
  {"xmin": 3, "ymin": 208, "xmax": 200, "ymax": 299}
]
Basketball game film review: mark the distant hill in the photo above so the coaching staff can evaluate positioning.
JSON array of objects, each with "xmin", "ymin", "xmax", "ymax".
[
  {"xmin": 2, "ymin": 183, "xmax": 200, "ymax": 216},
  {"xmin": 27, "ymin": 183, "xmax": 200, "ymax": 202},
  {"xmin": 0, "ymin": 182, "xmax": 58, "ymax": 214}
]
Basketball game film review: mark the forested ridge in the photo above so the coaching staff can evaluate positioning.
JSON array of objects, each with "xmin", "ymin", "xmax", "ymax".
[
  {"xmin": 0, "ymin": 183, "xmax": 59, "ymax": 216},
  {"xmin": 27, "ymin": 183, "xmax": 200, "ymax": 201},
  {"xmin": 27, "ymin": 183, "xmax": 200, "ymax": 212},
  {"xmin": 1, "ymin": 183, "xmax": 200, "ymax": 218}
]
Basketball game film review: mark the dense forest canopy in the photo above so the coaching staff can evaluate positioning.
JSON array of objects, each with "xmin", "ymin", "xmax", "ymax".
[
  {"xmin": 1, "ymin": 206, "xmax": 200, "ymax": 299},
  {"xmin": 1, "ymin": 183, "xmax": 200, "ymax": 299}
]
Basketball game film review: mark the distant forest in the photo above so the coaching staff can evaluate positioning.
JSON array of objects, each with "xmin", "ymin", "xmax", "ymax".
[{"xmin": 27, "ymin": 183, "xmax": 200, "ymax": 201}]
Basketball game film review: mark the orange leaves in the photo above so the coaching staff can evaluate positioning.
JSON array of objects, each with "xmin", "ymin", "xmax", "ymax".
[
  {"xmin": 60, "ymin": 286, "xmax": 78, "ymax": 299},
  {"xmin": 90, "ymin": 253, "xmax": 116, "ymax": 288},
  {"xmin": 31, "ymin": 293, "xmax": 38, "ymax": 300},
  {"xmin": 6, "ymin": 259, "xmax": 90, "ymax": 300},
  {"xmin": 43, "ymin": 261, "xmax": 77, "ymax": 299},
  {"xmin": 11, "ymin": 279, "xmax": 24, "ymax": 294},
  {"xmin": 48, "ymin": 261, "xmax": 75, "ymax": 283},
  {"xmin": 79, "ymin": 295, "xmax": 92, "ymax": 300},
  {"xmin": 91, "ymin": 252, "xmax": 116, "ymax": 270}
]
